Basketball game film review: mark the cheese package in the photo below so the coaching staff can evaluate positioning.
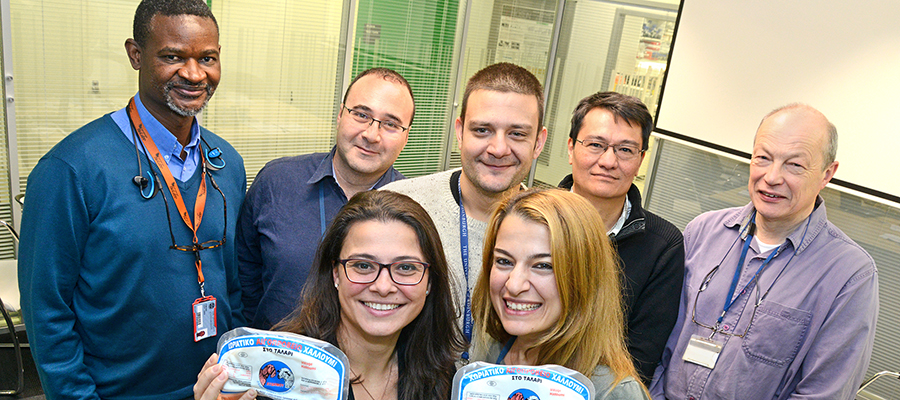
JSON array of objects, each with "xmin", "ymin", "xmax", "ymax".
[
  {"xmin": 216, "ymin": 327, "xmax": 350, "ymax": 400},
  {"xmin": 452, "ymin": 362, "xmax": 595, "ymax": 400}
]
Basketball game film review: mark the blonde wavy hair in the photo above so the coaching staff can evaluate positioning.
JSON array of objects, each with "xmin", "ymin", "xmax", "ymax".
[{"xmin": 472, "ymin": 188, "xmax": 640, "ymax": 389}]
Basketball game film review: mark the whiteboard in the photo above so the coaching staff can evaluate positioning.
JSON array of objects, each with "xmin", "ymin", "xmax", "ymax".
[{"xmin": 654, "ymin": 0, "xmax": 900, "ymax": 199}]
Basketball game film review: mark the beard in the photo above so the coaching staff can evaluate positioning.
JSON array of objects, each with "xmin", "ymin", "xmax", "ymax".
[
  {"xmin": 462, "ymin": 155, "xmax": 530, "ymax": 196},
  {"xmin": 163, "ymin": 81, "xmax": 215, "ymax": 117}
]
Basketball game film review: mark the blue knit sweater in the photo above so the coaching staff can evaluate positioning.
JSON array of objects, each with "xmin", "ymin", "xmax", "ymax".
[{"xmin": 18, "ymin": 114, "xmax": 246, "ymax": 399}]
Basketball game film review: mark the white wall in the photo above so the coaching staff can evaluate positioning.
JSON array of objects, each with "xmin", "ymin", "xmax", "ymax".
[{"xmin": 655, "ymin": 0, "xmax": 900, "ymax": 199}]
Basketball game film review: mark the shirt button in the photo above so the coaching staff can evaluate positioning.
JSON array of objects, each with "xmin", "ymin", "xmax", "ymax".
[
  {"xmin": 689, "ymin": 397, "xmax": 696, "ymax": 400},
  {"xmin": 723, "ymin": 324, "xmax": 730, "ymax": 331}
]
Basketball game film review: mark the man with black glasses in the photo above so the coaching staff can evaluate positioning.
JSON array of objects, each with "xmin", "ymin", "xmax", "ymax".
[
  {"xmin": 650, "ymin": 104, "xmax": 878, "ymax": 399},
  {"xmin": 236, "ymin": 68, "xmax": 413, "ymax": 329},
  {"xmin": 558, "ymin": 91, "xmax": 684, "ymax": 384},
  {"xmin": 18, "ymin": 0, "xmax": 245, "ymax": 398}
]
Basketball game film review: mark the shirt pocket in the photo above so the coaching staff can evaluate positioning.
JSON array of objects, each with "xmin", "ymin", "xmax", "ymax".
[{"xmin": 741, "ymin": 300, "xmax": 812, "ymax": 366}]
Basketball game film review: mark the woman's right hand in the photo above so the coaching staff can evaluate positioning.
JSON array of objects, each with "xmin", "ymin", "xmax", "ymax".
[{"xmin": 194, "ymin": 353, "xmax": 258, "ymax": 400}]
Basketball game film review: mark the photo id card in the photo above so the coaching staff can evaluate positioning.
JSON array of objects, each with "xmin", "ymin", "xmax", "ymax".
[
  {"xmin": 193, "ymin": 296, "xmax": 217, "ymax": 342},
  {"xmin": 683, "ymin": 334, "xmax": 722, "ymax": 369}
]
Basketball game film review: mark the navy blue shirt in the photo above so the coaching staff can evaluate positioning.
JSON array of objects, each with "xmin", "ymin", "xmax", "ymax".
[{"xmin": 236, "ymin": 148, "xmax": 404, "ymax": 329}]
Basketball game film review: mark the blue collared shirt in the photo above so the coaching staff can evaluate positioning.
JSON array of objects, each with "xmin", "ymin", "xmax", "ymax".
[
  {"xmin": 111, "ymin": 93, "xmax": 201, "ymax": 181},
  {"xmin": 236, "ymin": 148, "xmax": 405, "ymax": 329}
]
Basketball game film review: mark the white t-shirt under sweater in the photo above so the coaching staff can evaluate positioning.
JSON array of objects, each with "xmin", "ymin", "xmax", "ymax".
[{"xmin": 381, "ymin": 169, "xmax": 486, "ymax": 335}]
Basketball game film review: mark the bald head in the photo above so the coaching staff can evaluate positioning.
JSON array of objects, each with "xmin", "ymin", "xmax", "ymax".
[
  {"xmin": 756, "ymin": 104, "xmax": 837, "ymax": 169},
  {"xmin": 748, "ymin": 104, "xmax": 840, "ymax": 240}
]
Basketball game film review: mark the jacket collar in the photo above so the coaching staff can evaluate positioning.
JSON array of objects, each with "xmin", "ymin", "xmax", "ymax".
[
  {"xmin": 616, "ymin": 184, "xmax": 647, "ymax": 240},
  {"xmin": 558, "ymin": 174, "xmax": 647, "ymax": 241}
]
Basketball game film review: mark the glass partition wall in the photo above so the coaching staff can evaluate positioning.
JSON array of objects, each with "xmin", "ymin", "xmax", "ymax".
[
  {"xmin": 0, "ymin": 0, "xmax": 679, "ymax": 257},
  {"xmin": 532, "ymin": 0, "xmax": 678, "ymax": 190}
]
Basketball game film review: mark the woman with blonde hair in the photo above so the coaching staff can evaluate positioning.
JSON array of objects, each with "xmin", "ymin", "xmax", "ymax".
[{"xmin": 471, "ymin": 188, "xmax": 648, "ymax": 399}]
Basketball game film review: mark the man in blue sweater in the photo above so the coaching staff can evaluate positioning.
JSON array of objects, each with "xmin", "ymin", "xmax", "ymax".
[
  {"xmin": 236, "ymin": 68, "xmax": 413, "ymax": 329},
  {"xmin": 17, "ymin": 1, "xmax": 245, "ymax": 398}
]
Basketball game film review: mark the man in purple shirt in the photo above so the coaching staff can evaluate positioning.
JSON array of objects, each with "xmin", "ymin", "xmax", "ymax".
[{"xmin": 650, "ymin": 104, "xmax": 878, "ymax": 399}]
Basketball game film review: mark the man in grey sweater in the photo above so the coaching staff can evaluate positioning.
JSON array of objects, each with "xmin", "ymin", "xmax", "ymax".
[{"xmin": 383, "ymin": 63, "xmax": 547, "ymax": 357}]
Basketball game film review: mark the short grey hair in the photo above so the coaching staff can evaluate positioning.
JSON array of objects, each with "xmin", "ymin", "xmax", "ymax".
[{"xmin": 758, "ymin": 103, "xmax": 837, "ymax": 169}]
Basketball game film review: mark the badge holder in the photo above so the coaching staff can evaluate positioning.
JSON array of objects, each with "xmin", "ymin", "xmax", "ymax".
[
  {"xmin": 453, "ymin": 362, "xmax": 595, "ymax": 400},
  {"xmin": 193, "ymin": 296, "xmax": 217, "ymax": 342},
  {"xmin": 217, "ymin": 327, "xmax": 350, "ymax": 400},
  {"xmin": 683, "ymin": 334, "xmax": 723, "ymax": 369}
]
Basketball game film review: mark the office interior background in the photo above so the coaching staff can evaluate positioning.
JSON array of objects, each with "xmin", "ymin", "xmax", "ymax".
[{"xmin": 0, "ymin": 0, "xmax": 897, "ymax": 398}]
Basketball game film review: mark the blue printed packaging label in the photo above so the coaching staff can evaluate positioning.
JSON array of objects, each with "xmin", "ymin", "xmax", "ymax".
[
  {"xmin": 453, "ymin": 362, "xmax": 595, "ymax": 400},
  {"xmin": 217, "ymin": 327, "xmax": 350, "ymax": 400}
]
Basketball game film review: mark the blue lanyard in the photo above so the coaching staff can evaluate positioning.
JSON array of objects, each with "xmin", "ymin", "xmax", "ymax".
[
  {"xmin": 496, "ymin": 336, "xmax": 517, "ymax": 364},
  {"xmin": 458, "ymin": 180, "xmax": 474, "ymax": 360},
  {"xmin": 720, "ymin": 212, "xmax": 780, "ymax": 324},
  {"xmin": 319, "ymin": 183, "xmax": 327, "ymax": 236}
]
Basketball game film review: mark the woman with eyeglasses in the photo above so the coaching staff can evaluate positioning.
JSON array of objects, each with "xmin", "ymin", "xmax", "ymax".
[
  {"xmin": 471, "ymin": 189, "xmax": 649, "ymax": 399},
  {"xmin": 194, "ymin": 190, "xmax": 465, "ymax": 400}
]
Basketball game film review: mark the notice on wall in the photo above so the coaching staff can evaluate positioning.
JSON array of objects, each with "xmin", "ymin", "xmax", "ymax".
[
  {"xmin": 637, "ymin": 19, "xmax": 673, "ymax": 62},
  {"xmin": 495, "ymin": 15, "xmax": 552, "ymax": 80}
]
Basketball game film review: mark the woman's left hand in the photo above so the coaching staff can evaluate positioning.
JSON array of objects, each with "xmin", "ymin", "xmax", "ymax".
[{"xmin": 193, "ymin": 353, "xmax": 258, "ymax": 400}]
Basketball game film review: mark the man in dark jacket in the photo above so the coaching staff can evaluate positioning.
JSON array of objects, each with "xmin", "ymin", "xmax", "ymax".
[{"xmin": 559, "ymin": 92, "xmax": 684, "ymax": 384}]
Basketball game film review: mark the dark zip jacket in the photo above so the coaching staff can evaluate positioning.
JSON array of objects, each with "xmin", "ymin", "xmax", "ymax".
[{"xmin": 559, "ymin": 175, "xmax": 685, "ymax": 385}]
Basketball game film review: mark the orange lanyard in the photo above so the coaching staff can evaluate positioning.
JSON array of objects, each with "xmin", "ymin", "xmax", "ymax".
[{"xmin": 127, "ymin": 97, "xmax": 210, "ymax": 292}]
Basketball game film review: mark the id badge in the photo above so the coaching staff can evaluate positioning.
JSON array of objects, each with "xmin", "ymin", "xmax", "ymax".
[
  {"xmin": 193, "ymin": 296, "xmax": 217, "ymax": 342},
  {"xmin": 683, "ymin": 334, "xmax": 722, "ymax": 369}
]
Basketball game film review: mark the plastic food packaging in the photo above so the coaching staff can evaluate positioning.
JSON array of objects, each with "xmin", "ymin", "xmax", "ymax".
[
  {"xmin": 216, "ymin": 327, "xmax": 350, "ymax": 400},
  {"xmin": 453, "ymin": 362, "xmax": 595, "ymax": 400}
]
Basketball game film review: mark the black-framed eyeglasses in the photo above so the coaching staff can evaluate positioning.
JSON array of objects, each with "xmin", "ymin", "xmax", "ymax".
[
  {"xmin": 691, "ymin": 265, "xmax": 760, "ymax": 339},
  {"xmin": 160, "ymin": 164, "xmax": 228, "ymax": 254},
  {"xmin": 337, "ymin": 258, "xmax": 429, "ymax": 286},
  {"xmin": 575, "ymin": 139, "xmax": 644, "ymax": 161},
  {"xmin": 341, "ymin": 105, "xmax": 409, "ymax": 134}
]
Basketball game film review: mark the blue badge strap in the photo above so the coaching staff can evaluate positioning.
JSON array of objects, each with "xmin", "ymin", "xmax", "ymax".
[
  {"xmin": 319, "ymin": 183, "xmax": 327, "ymax": 236},
  {"xmin": 720, "ymin": 212, "xmax": 780, "ymax": 324},
  {"xmin": 496, "ymin": 336, "xmax": 516, "ymax": 364},
  {"xmin": 458, "ymin": 181, "xmax": 473, "ymax": 360},
  {"xmin": 723, "ymin": 228, "xmax": 753, "ymax": 317}
]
